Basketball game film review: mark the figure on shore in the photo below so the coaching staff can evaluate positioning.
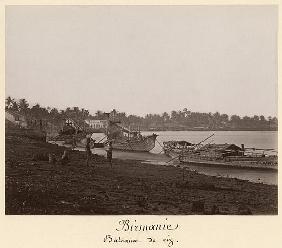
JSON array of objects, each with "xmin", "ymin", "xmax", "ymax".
[
  {"xmin": 86, "ymin": 135, "xmax": 94, "ymax": 166},
  {"xmin": 106, "ymin": 141, "xmax": 113, "ymax": 167},
  {"xmin": 72, "ymin": 135, "xmax": 77, "ymax": 150},
  {"xmin": 61, "ymin": 150, "xmax": 69, "ymax": 165},
  {"xmin": 48, "ymin": 153, "xmax": 57, "ymax": 165},
  {"xmin": 39, "ymin": 119, "xmax": 43, "ymax": 130}
]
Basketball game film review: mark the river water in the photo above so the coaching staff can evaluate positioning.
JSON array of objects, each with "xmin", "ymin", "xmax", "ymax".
[
  {"xmin": 56, "ymin": 131, "xmax": 278, "ymax": 185},
  {"xmin": 142, "ymin": 130, "xmax": 278, "ymax": 185},
  {"xmin": 143, "ymin": 130, "xmax": 278, "ymax": 154}
]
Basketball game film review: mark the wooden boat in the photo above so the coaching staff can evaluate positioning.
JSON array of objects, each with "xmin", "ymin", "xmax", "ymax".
[
  {"xmin": 52, "ymin": 125, "xmax": 97, "ymax": 148},
  {"xmin": 163, "ymin": 134, "xmax": 215, "ymax": 158},
  {"xmin": 106, "ymin": 121, "xmax": 157, "ymax": 152},
  {"xmin": 179, "ymin": 145, "xmax": 278, "ymax": 170},
  {"xmin": 163, "ymin": 140, "xmax": 195, "ymax": 157},
  {"xmin": 163, "ymin": 132, "xmax": 278, "ymax": 170},
  {"xmin": 179, "ymin": 153, "xmax": 278, "ymax": 170}
]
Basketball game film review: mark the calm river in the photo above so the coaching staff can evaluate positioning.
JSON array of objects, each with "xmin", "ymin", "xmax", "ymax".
[
  {"xmin": 142, "ymin": 130, "xmax": 278, "ymax": 185},
  {"xmin": 143, "ymin": 130, "xmax": 278, "ymax": 154},
  {"xmin": 67, "ymin": 131, "xmax": 278, "ymax": 185}
]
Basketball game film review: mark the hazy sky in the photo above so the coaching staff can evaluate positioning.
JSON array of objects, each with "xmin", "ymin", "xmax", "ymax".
[{"xmin": 6, "ymin": 5, "xmax": 278, "ymax": 117}]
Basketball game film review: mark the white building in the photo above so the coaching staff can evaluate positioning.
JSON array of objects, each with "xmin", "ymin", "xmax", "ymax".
[{"xmin": 85, "ymin": 119, "xmax": 108, "ymax": 129}]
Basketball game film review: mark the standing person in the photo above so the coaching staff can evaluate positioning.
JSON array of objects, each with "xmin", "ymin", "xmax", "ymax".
[
  {"xmin": 85, "ymin": 135, "xmax": 94, "ymax": 166},
  {"xmin": 61, "ymin": 150, "xmax": 69, "ymax": 165},
  {"xmin": 106, "ymin": 141, "xmax": 113, "ymax": 167},
  {"xmin": 72, "ymin": 135, "xmax": 77, "ymax": 150},
  {"xmin": 39, "ymin": 119, "xmax": 43, "ymax": 130}
]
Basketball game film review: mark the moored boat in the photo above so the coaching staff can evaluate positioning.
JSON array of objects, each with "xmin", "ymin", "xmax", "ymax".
[
  {"xmin": 106, "ymin": 121, "xmax": 157, "ymax": 152},
  {"xmin": 163, "ymin": 140, "xmax": 195, "ymax": 157},
  {"xmin": 163, "ymin": 133, "xmax": 215, "ymax": 158},
  {"xmin": 163, "ymin": 133, "xmax": 278, "ymax": 170},
  {"xmin": 179, "ymin": 144, "xmax": 278, "ymax": 170},
  {"xmin": 179, "ymin": 153, "xmax": 278, "ymax": 170},
  {"xmin": 51, "ymin": 124, "xmax": 97, "ymax": 148}
]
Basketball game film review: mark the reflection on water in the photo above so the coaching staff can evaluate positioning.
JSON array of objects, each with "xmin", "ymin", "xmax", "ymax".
[
  {"xmin": 142, "ymin": 160, "xmax": 277, "ymax": 185},
  {"xmin": 183, "ymin": 164, "xmax": 277, "ymax": 185}
]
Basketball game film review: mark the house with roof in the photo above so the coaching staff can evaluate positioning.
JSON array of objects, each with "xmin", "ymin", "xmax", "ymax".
[{"xmin": 5, "ymin": 110, "xmax": 28, "ymax": 128}]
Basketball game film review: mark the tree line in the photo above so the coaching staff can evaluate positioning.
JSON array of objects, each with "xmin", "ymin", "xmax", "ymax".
[{"xmin": 5, "ymin": 97, "xmax": 278, "ymax": 131}]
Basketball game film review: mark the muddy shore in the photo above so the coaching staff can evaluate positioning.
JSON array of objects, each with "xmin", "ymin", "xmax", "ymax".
[{"xmin": 5, "ymin": 130, "xmax": 278, "ymax": 215}]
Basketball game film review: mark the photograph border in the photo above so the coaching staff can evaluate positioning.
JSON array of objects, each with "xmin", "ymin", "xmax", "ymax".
[{"xmin": 1, "ymin": 1, "xmax": 281, "ymax": 248}]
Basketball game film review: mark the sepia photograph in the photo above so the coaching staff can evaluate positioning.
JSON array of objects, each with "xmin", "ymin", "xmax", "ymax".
[{"xmin": 5, "ymin": 5, "xmax": 278, "ymax": 215}]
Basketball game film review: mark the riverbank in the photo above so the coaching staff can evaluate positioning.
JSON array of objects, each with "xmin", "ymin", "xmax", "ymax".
[{"xmin": 5, "ymin": 129, "xmax": 278, "ymax": 215}]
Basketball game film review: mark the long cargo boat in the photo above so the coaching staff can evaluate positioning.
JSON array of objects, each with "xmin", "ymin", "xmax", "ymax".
[
  {"xmin": 179, "ymin": 153, "xmax": 278, "ymax": 171},
  {"xmin": 163, "ymin": 139, "xmax": 277, "ymax": 170}
]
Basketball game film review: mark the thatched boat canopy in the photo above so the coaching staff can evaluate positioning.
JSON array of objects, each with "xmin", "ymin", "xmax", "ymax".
[{"xmin": 202, "ymin": 143, "xmax": 242, "ymax": 152}]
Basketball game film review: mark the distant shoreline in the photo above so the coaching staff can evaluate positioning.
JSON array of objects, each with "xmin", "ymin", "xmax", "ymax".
[
  {"xmin": 89, "ymin": 128, "xmax": 278, "ymax": 133},
  {"xmin": 141, "ymin": 128, "xmax": 278, "ymax": 132}
]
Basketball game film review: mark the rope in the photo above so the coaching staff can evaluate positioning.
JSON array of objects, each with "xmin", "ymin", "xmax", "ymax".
[
  {"xmin": 156, "ymin": 138, "xmax": 164, "ymax": 148},
  {"xmin": 97, "ymin": 136, "xmax": 107, "ymax": 143},
  {"xmin": 156, "ymin": 138, "xmax": 165, "ymax": 154},
  {"xmin": 166, "ymin": 155, "xmax": 180, "ymax": 163}
]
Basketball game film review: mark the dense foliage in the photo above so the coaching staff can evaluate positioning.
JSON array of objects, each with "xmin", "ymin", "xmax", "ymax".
[{"xmin": 5, "ymin": 97, "xmax": 277, "ymax": 131}]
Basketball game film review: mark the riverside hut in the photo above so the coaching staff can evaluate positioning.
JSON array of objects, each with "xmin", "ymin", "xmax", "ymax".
[{"xmin": 5, "ymin": 110, "xmax": 28, "ymax": 128}]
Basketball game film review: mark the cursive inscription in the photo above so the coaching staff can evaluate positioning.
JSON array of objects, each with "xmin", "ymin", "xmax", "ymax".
[
  {"xmin": 116, "ymin": 218, "xmax": 179, "ymax": 232},
  {"xmin": 103, "ymin": 219, "xmax": 180, "ymax": 247},
  {"xmin": 104, "ymin": 235, "xmax": 138, "ymax": 243}
]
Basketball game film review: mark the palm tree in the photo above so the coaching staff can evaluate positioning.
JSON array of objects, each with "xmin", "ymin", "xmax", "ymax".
[
  {"xmin": 50, "ymin": 108, "xmax": 59, "ymax": 118},
  {"xmin": 230, "ymin": 115, "xmax": 241, "ymax": 128},
  {"xmin": 162, "ymin": 112, "xmax": 170, "ymax": 122},
  {"xmin": 171, "ymin": 110, "xmax": 178, "ymax": 121},
  {"xmin": 94, "ymin": 110, "xmax": 101, "ymax": 118},
  {"xmin": 11, "ymin": 101, "xmax": 19, "ymax": 112},
  {"xmin": 18, "ymin": 98, "xmax": 29, "ymax": 114},
  {"xmin": 5, "ymin": 96, "xmax": 14, "ymax": 110}
]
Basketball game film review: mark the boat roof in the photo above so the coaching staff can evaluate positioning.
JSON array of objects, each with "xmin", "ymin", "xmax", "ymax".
[
  {"xmin": 164, "ymin": 140, "xmax": 193, "ymax": 146},
  {"xmin": 202, "ymin": 143, "xmax": 241, "ymax": 151}
]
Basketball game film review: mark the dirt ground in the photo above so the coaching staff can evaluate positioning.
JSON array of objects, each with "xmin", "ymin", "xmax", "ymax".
[{"xmin": 5, "ymin": 129, "xmax": 278, "ymax": 215}]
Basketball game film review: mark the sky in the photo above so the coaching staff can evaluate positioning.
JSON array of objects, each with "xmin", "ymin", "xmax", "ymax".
[{"xmin": 5, "ymin": 5, "xmax": 278, "ymax": 117}]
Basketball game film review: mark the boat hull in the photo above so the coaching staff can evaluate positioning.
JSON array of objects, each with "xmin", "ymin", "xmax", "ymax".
[
  {"xmin": 112, "ymin": 134, "xmax": 157, "ymax": 152},
  {"xmin": 179, "ymin": 154, "xmax": 278, "ymax": 171}
]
